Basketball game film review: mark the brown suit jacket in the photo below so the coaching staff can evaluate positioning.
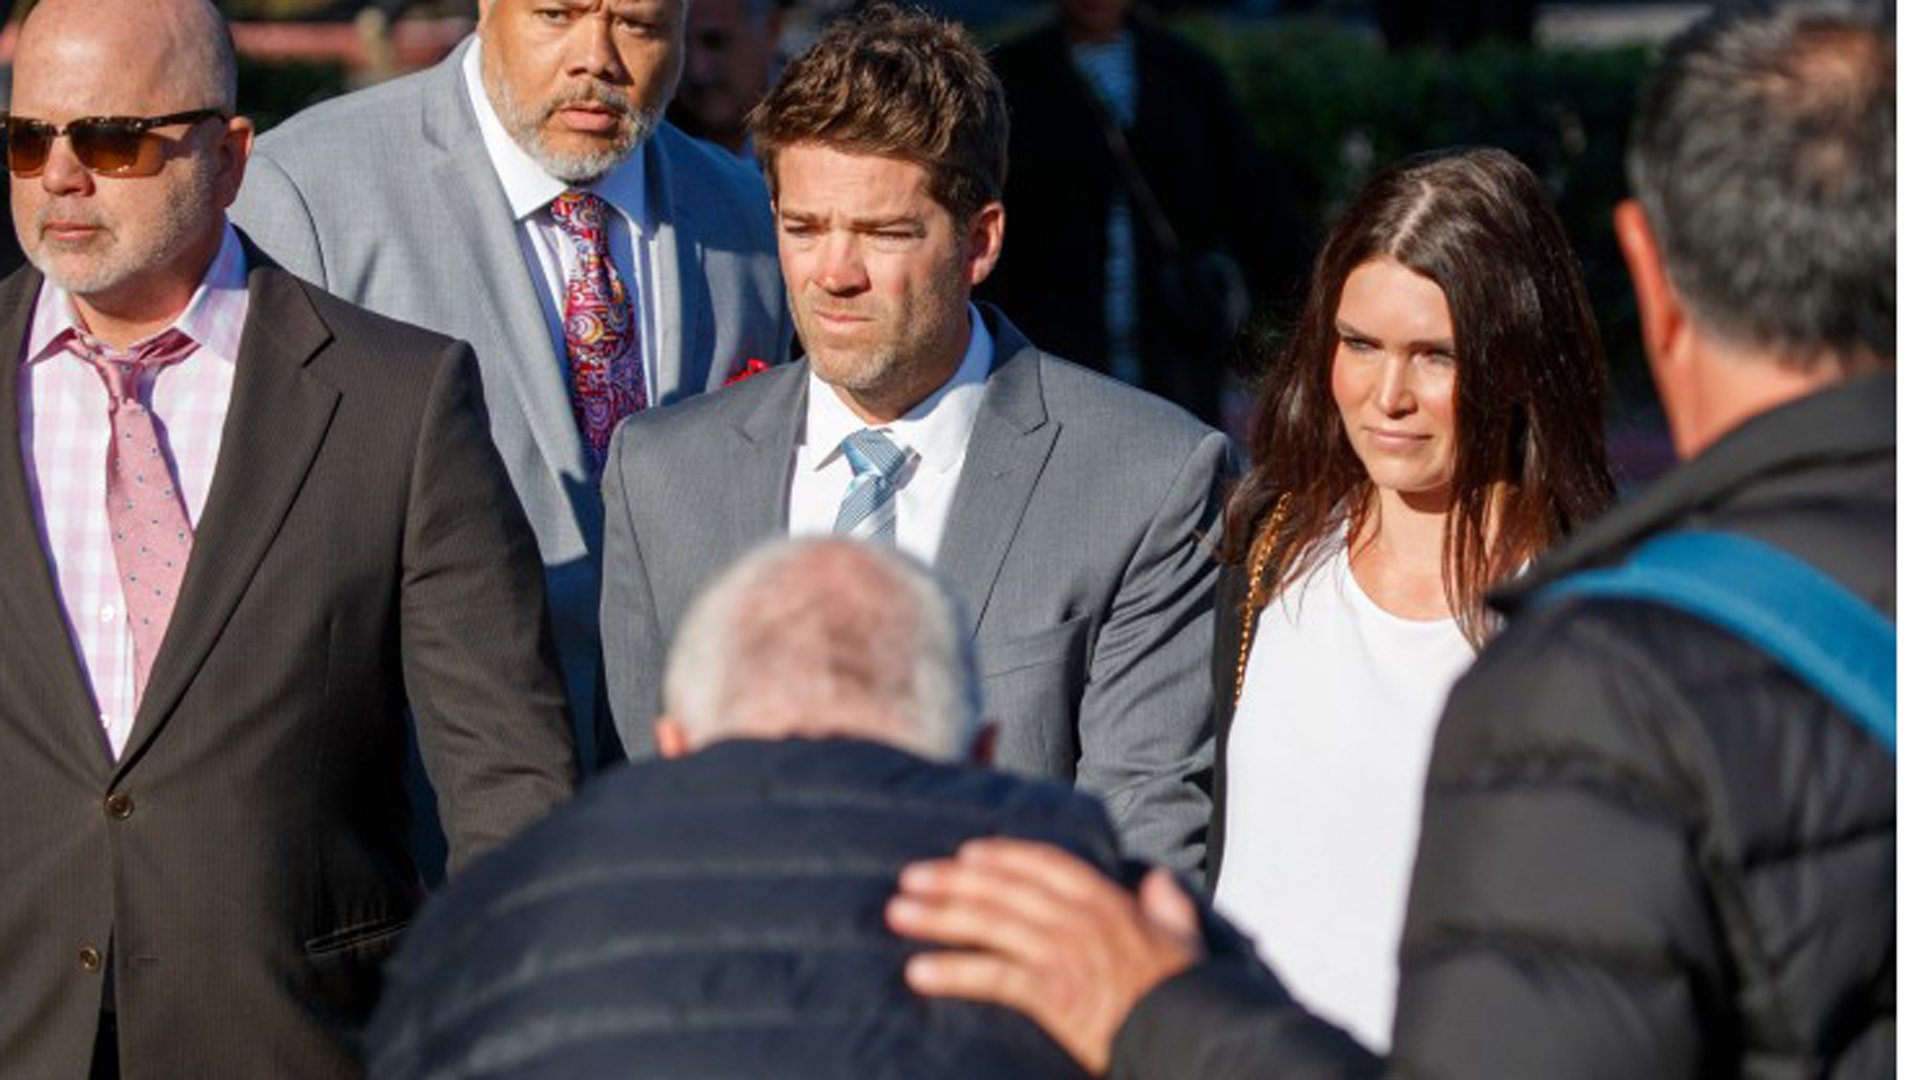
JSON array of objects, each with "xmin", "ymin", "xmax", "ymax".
[{"xmin": 0, "ymin": 243, "xmax": 579, "ymax": 1078}]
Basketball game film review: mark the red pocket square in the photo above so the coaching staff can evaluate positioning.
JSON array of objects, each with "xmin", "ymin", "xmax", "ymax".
[{"xmin": 725, "ymin": 358, "xmax": 770, "ymax": 386}]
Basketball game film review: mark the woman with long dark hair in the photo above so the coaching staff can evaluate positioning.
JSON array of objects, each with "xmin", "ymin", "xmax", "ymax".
[{"xmin": 1208, "ymin": 147, "xmax": 1614, "ymax": 1051}]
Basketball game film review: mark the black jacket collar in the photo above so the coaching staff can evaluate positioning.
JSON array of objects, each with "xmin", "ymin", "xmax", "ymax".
[{"xmin": 1495, "ymin": 372, "xmax": 1895, "ymax": 608}]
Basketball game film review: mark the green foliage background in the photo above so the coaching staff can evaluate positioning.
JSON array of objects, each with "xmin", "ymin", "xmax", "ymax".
[{"xmin": 1183, "ymin": 18, "xmax": 1658, "ymax": 422}]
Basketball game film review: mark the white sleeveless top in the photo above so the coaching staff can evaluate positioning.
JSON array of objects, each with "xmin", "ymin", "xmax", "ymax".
[{"xmin": 1212, "ymin": 536, "xmax": 1475, "ymax": 1051}]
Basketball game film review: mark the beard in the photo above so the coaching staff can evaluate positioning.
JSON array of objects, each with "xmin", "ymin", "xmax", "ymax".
[
  {"xmin": 24, "ymin": 153, "xmax": 221, "ymax": 298},
  {"xmin": 484, "ymin": 67, "xmax": 662, "ymax": 185},
  {"xmin": 797, "ymin": 251, "xmax": 974, "ymax": 409}
]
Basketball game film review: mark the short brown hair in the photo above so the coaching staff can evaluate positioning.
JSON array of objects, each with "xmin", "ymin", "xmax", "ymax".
[{"xmin": 749, "ymin": 4, "xmax": 1008, "ymax": 222}]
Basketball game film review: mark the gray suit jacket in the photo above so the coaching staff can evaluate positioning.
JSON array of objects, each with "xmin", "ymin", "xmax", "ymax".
[
  {"xmin": 232, "ymin": 39, "xmax": 790, "ymax": 762},
  {"xmin": 601, "ymin": 308, "xmax": 1226, "ymax": 872},
  {"xmin": 0, "ymin": 250, "xmax": 578, "ymax": 1078}
]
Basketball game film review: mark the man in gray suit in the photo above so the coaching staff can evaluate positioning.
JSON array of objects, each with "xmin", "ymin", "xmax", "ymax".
[
  {"xmin": 0, "ymin": 0, "xmax": 577, "ymax": 1074},
  {"xmin": 232, "ymin": 0, "xmax": 790, "ymax": 767},
  {"xmin": 602, "ymin": 5, "xmax": 1227, "ymax": 873}
]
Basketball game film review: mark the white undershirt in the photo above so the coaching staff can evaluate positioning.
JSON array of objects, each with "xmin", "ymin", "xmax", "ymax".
[
  {"xmin": 1212, "ymin": 533, "xmax": 1476, "ymax": 1051},
  {"xmin": 785, "ymin": 305, "xmax": 991, "ymax": 565}
]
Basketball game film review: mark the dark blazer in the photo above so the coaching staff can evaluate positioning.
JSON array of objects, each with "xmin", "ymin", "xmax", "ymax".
[
  {"xmin": 0, "ymin": 244, "xmax": 580, "ymax": 1078},
  {"xmin": 601, "ymin": 307, "xmax": 1229, "ymax": 874}
]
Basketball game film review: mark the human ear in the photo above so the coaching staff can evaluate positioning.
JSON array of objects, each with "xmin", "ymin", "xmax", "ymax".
[
  {"xmin": 966, "ymin": 201, "xmax": 1005, "ymax": 287},
  {"xmin": 1615, "ymin": 200, "xmax": 1681, "ymax": 371}
]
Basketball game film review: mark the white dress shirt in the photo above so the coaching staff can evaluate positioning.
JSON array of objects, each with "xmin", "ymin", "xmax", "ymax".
[
  {"xmin": 19, "ymin": 225, "xmax": 250, "ymax": 757},
  {"xmin": 787, "ymin": 305, "xmax": 992, "ymax": 565},
  {"xmin": 463, "ymin": 43, "xmax": 661, "ymax": 400}
]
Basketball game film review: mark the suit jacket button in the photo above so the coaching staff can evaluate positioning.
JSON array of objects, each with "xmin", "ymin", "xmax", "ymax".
[
  {"xmin": 79, "ymin": 947, "xmax": 103, "ymax": 972},
  {"xmin": 104, "ymin": 793, "xmax": 134, "ymax": 819}
]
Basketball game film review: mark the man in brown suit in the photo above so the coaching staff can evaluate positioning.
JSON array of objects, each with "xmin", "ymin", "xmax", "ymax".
[{"xmin": 0, "ymin": 0, "xmax": 579, "ymax": 1075}]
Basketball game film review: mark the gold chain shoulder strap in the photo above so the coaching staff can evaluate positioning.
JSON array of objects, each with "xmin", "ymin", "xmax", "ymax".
[{"xmin": 1231, "ymin": 505, "xmax": 1289, "ymax": 709}]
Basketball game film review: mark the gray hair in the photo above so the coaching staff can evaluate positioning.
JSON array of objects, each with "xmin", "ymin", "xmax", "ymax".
[
  {"xmin": 663, "ymin": 538, "xmax": 982, "ymax": 758},
  {"xmin": 1625, "ymin": 0, "xmax": 1894, "ymax": 372}
]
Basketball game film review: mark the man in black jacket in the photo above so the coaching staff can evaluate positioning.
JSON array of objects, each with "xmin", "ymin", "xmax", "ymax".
[
  {"xmin": 886, "ymin": 3, "xmax": 1894, "ymax": 1075},
  {"xmin": 368, "ymin": 538, "xmax": 1151, "ymax": 1078}
]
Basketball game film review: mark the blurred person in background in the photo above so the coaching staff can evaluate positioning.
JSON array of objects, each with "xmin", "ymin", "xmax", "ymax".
[
  {"xmin": 982, "ymin": 0, "xmax": 1298, "ymax": 426},
  {"xmin": 668, "ymin": 0, "xmax": 784, "ymax": 159}
]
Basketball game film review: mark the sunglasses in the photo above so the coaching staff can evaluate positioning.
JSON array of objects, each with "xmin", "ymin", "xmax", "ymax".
[{"xmin": 2, "ymin": 109, "xmax": 228, "ymax": 178}]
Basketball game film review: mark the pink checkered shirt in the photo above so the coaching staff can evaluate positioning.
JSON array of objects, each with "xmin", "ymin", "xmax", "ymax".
[{"xmin": 19, "ymin": 225, "xmax": 249, "ymax": 759}]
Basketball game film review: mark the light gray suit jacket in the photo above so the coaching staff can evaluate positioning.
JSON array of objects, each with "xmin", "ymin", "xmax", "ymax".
[
  {"xmin": 601, "ymin": 308, "xmax": 1227, "ymax": 872},
  {"xmin": 232, "ymin": 40, "xmax": 790, "ymax": 763}
]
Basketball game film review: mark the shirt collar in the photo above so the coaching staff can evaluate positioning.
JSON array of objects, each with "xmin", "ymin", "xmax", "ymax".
[
  {"xmin": 24, "ymin": 221, "xmax": 249, "ymax": 367},
  {"xmin": 463, "ymin": 40, "xmax": 649, "ymax": 229},
  {"xmin": 802, "ymin": 303, "xmax": 992, "ymax": 473}
]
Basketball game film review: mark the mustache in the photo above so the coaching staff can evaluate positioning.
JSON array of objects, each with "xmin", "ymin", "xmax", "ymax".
[
  {"xmin": 34, "ymin": 202, "xmax": 108, "ymax": 232},
  {"xmin": 804, "ymin": 302, "xmax": 876, "ymax": 320},
  {"xmin": 542, "ymin": 82, "xmax": 637, "ymax": 121}
]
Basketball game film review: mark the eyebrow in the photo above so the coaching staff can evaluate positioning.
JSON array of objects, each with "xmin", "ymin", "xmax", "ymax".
[
  {"xmin": 850, "ymin": 214, "xmax": 923, "ymax": 232},
  {"xmin": 1335, "ymin": 319, "xmax": 1455, "ymax": 353},
  {"xmin": 777, "ymin": 209, "xmax": 924, "ymax": 232}
]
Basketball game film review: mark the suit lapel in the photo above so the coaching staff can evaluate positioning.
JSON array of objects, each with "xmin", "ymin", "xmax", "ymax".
[
  {"xmin": 936, "ymin": 310, "xmax": 1060, "ymax": 635},
  {"xmin": 0, "ymin": 269, "xmax": 110, "ymax": 766},
  {"xmin": 422, "ymin": 44, "xmax": 587, "ymax": 493},
  {"xmin": 728, "ymin": 362, "xmax": 807, "ymax": 545},
  {"xmin": 643, "ymin": 133, "xmax": 699, "ymax": 405},
  {"xmin": 116, "ymin": 260, "xmax": 341, "ymax": 774}
]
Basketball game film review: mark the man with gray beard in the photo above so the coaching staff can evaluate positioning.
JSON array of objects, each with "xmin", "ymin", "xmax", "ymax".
[{"xmin": 233, "ymin": 0, "xmax": 791, "ymax": 788}]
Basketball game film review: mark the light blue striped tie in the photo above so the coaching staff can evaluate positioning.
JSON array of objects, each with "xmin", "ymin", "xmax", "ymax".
[{"xmin": 834, "ymin": 430, "xmax": 910, "ymax": 544}]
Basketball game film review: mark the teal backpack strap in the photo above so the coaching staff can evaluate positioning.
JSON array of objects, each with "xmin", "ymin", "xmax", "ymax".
[{"xmin": 1535, "ymin": 530, "xmax": 1895, "ymax": 756}]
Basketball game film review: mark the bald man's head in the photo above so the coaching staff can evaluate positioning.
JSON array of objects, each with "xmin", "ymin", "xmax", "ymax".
[
  {"xmin": 661, "ymin": 539, "xmax": 983, "ymax": 760},
  {"xmin": 17, "ymin": 0, "xmax": 237, "ymax": 116}
]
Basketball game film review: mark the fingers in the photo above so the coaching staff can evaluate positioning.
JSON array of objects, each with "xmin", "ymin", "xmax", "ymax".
[
  {"xmin": 887, "ymin": 857, "xmax": 1116, "ymax": 1075},
  {"xmin": 894, "ymin": 840, "xmax": 1131, "ymax": 943},
  {"xmin": 947, "ymin": 838, "xmax": 1129, "ymax": 906},
  {"xmin": 886, "ymin": 881, "xmax": 1060, "ymax": 966},
  {"xmin": 887, "ymin": 840, "xmax": 1195, "ymax": 1079},
  {"xmin": 901, "ymin": 950, "xmax": 1032, "ymax": 1006},
  {"xmin": 1138, "ymin": 867, "xmax": 1202, "ymax": 945},
  {"xmin": 901, "ymin": 948, "xmax": 1111, "ymax": 1074}
]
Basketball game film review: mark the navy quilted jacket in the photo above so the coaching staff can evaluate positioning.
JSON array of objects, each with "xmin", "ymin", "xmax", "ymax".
[{"xmin": 367, "ymin": 737, "xmax": 1111, "ymax": 1078}]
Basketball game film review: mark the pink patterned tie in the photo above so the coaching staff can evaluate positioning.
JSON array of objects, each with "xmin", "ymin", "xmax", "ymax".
[
  {"xmin": 550, "ymin": 190, "xmax": 644, "ymax": 474},
  {"xmin": 65, "ymin": 327, "xmax": 199, "ymax": 702}
]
